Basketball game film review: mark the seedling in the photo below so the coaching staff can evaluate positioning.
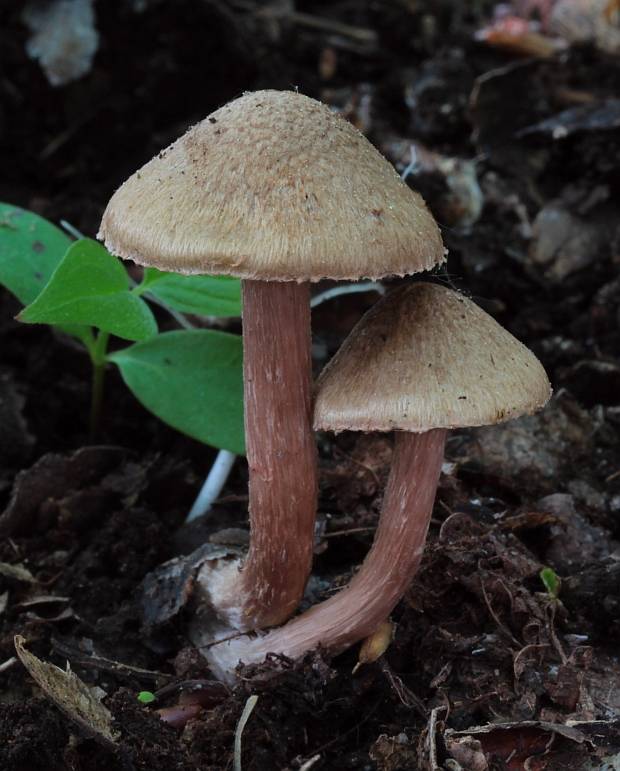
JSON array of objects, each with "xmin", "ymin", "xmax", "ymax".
[
  {"xmin": 19, "ymin": 237, "xmax": 158, "ymax": 437},
  {"xmin": 540, "ymin": 566, "xmax": 561, "ymax": 599},
  {"xmin": 137, "ymin": 691, "xmax": 156, "ymax": 705},
  {"xmin": 0, "ymin": 203, "xmax": 244, "ymax": 452}
]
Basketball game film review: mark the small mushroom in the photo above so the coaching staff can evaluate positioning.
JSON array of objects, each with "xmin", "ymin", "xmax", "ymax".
[
  {"xmin": 205, "ymin": 283, "xmax": 551, "ymax": 680},
  {"xmin": 98, "ymin": 91, "xmax": 444, "ymax": 634}
]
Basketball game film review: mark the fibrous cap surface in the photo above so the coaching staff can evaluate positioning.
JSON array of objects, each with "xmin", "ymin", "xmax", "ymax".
[
  {"xmin": 98, "ymin": 90, "xmax": 444, "ymax": 281},
  {"xmin": 314, "ymin": 282, "xmax": 551, "ymax": 432}
]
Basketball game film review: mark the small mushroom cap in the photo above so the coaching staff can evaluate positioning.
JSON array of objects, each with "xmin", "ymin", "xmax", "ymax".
[
  {"xmin": 314, "ymin": 283, "xmax": 551, "ymax": 433},
  {"xmin": 98, "ymin": 90, "xmax": 444, "ymax": 282}
]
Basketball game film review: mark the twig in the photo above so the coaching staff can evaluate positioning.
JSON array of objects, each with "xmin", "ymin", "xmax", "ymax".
[
  {"xmin": 154, "ymin": 678, "xmax": 229, "ymax": 702},
  {"xmin": 39, "ymin": 112, "xmax": 96, "ymax": 160},
  {"xmin": 51, "ymin": 639, "xmax": 169, "ymax": 683},
  {"xmin": 324, "ymin": 526, "xmax": 376, "ymax": 538},
  {"xmin": 546, "ymin": 602, "xmax": 568, "ymax": 665},
  {"xmin": 298, "ymin": 755, "xmax": 321, "ymax": 771},
  {"xmin": 233, "ymin": 2, "xmax": 378, "ymax": 45},
  {"xmin": 310, "ymin": 281, "xmax": 385, "ymax": 308},
  {"xmin": 479, "ymin": 573, "xmax": 521, "ymax": 647},
  {"xmin": 0, "ymin": 656, "xmax": 17, "ymax": 673},
  {"xmin": 198, "ymin": 629, "xmax": 249, "ymax": 651},
  {"xmin": 234, "ymin": 694, "xmax": 258, "ymax": 771},
  {"xmin": 273, "ymin": 10, "xmax": 377, "ymax": 44},
  {"xmin": 379, "ymin": 659, "xmax": 427, "ymax": 718},
  {"xmin": 425, "ymin": 705, "xmax": 447, "ymax": 770}
]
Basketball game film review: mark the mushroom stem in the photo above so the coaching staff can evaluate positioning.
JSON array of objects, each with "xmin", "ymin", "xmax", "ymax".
[
  {"xmin": 206, "ymin": 428, "xmax": 446, "ymax": 679},
  {"xmin": 239, "ymin": 279, "xmax": 318, "ymax": 628}
]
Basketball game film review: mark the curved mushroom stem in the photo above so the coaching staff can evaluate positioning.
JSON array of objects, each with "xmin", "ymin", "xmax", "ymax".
[
  {"xmin": 193, "ymin": 280, "xmax": 318, "ymax": 633},
  {"xmin": 205, "ymin": 428, "xmax": 447, "ymax": 680}
]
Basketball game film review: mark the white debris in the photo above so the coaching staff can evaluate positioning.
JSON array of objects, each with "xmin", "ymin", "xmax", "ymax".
[
  {"xmin": 550, "ymin": 0, "xmax": 620, "ymax": 55},
  {"xmin": 22, "ymin": 0, "xmax": 99, "ymax": 87},
  {"xmin": 186, "ymin": 449, "xmax": 238, "ymax": 522}
]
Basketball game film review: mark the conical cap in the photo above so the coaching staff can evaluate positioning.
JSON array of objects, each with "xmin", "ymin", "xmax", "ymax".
[
  {"xmin": 314, "ymin": 283, "xmax": 551, "ymax": 432},
  {"xmin": 98, "ymin": 90, "xmax": 444, "ymax": 281}
]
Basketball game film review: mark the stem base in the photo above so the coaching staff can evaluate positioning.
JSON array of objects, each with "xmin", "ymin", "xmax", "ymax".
[{"xmin": 206, "ymin": 429, "xmax": 447, "ymax": 680}]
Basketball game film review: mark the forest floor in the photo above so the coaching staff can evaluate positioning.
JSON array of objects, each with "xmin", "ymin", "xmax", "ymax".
[{"xmin": 1, "ymin": 1, "xmax": 620, "ymax": 769}]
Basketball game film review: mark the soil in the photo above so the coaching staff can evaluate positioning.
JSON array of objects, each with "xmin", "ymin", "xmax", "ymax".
[{"xmin": 1, "ymin": 1, "xmax": 620, "ymax": 769}]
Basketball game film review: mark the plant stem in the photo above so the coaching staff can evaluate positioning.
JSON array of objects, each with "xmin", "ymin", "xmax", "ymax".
[{"xmin": 89, "ymin": 330, "xmax": 110, "ymax": 441}]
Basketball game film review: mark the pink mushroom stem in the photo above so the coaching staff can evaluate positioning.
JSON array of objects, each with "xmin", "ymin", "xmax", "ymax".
[
  {"xmin": 239, "ymin": 279, "xmax": 318, "ymax": 629},
  {"xmin": 207, "ymin": 428, "xmax": 447, "ymax": 678}
]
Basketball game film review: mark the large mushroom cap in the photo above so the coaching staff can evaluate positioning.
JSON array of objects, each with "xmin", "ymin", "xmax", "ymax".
[
  {"xmin": 98, "ymin": 90, "xmax": 444, "ymax": 282},
  {"xmin": 314, "ymin": 283, "xmax": 551, "ymax": 432}
]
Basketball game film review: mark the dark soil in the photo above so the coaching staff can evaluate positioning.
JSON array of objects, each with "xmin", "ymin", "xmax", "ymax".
[{"xmin": 1, "ymin": 1, "xmax": 620, "ymax": 769}]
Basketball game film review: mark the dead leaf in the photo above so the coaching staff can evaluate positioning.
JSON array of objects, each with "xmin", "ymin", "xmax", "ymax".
[
  {"xmin": 369, "ymin": 733, "xmax": 418, "ymax": 771},
  {"xmin": 15, "ymin": 594, "xmax": 70, "ymax": 609},
  {"xmin": 0, "ymin": 562, "xmax": 37, "ymax": 583},
  {"xmin": 23, "ymin": 606, "xmax": 75, "ymax": 624},
  {"xmin": 444, "ymin": 735, "xmax": 488, "ymax": 770},
  {"xmin": 14, "ymin": 635, "xmax": 119, "ymax": 746},
  {"xmin": 444, "ymin": 720, "xmax": 592, "ymax": 770}
]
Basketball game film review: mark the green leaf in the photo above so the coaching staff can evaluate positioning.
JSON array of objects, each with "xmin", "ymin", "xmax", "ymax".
[
  {"xmin": 139, "ymin": 268, "xmax": 241, "ymax": 318},
  {"xmin": 109, "ymin": 329, "xmax": 244, "ymax": 454},
  {"xmin": 19, "ymin": 239, "xmax": 157, "ymax": 342},
  {"xmin": 0, "ymin": 202, "xmax": 72, "ymax": 305},
  {"xmin": 137, "ymin": 691, "xmax": 156, "ymax": 705},
  {"xmin": 539, "ymin": 566, "xmax": 560, "ymax": 599}
]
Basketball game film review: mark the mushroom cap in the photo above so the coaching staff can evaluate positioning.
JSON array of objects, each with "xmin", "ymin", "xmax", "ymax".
[
  {"xmin": 98, "ymin": 90, "xmax": 444, "ymax": 282},
  {"xmin": 314, "ymin": 283, "xmax": 551, "ymax": 432}
]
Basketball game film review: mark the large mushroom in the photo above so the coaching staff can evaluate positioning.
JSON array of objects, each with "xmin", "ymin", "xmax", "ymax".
[
  {"xmin": 205, "ymin": 282, "xmax": 551, "ymax": 679},
  {"xmin": 98, "ymin": 91, "xmax": 444, "ymax": 633}
]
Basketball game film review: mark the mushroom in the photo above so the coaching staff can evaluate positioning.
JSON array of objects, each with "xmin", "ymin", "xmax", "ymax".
[
  {"xmin": 98, "ymin": 90, "xmax": 444, "ymax": 634},
  {"xmin": 205, "ymin": 282, "xmax": 551, "ymax": 680}
]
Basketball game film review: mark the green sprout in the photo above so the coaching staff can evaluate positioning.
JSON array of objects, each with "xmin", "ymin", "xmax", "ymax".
[
  {"xmin": 539, "ymin": 566, "xmax": 561, "ymax": 599},
  {"xmin": 0, "ymin": 203, "xmax": 244, "ymax": 453},
  {"xmin": 137, "ymin": 691, "xmax": 156, "ymax": 705}
]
